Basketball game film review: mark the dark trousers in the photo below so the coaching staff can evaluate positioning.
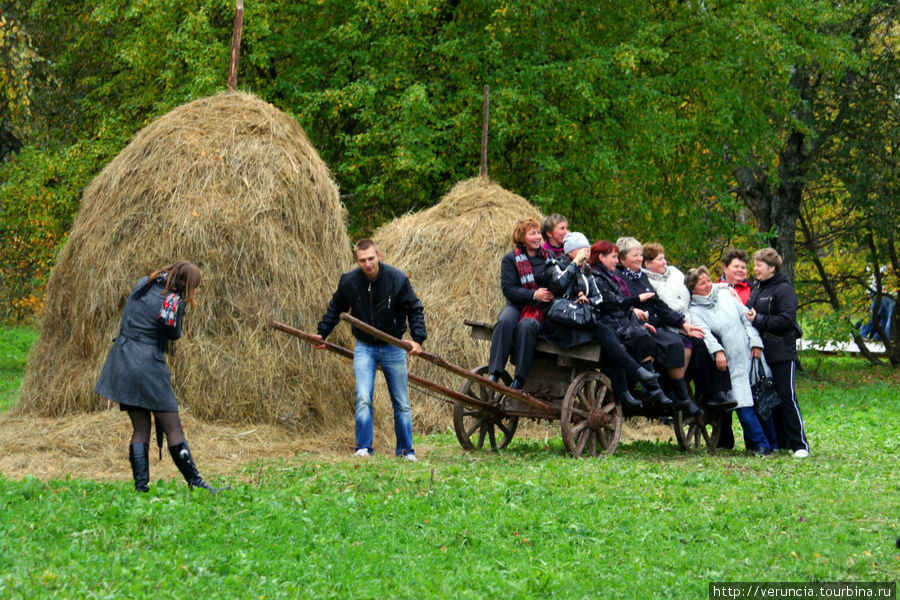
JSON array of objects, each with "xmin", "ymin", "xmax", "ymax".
[
  {"xmin": 687, "ymin": 339, "xmax": 732, "ymax": 397},
  {"xmin": 488, "ymin": 305, "xmax": 541, "ymax": 381},
  {"xmin": 736, "ymin": 407, "xmax": 773, "ymax": 451},
  {"xmin": 769, "ymin": 360, "xmax": 809, "ymax": 452},
  {"xmin": 591, "ymin": 321, "xmax": 643, "ymax": 395}
]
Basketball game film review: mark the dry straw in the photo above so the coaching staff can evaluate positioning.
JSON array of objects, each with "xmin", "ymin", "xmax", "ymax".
[
  {"xmin": 373, "ymin": 176, "xmax": 542, "ymax": 430},
  {"xmin": 17, "ymin": 91, "xmax": 356, "ymax": 431}
]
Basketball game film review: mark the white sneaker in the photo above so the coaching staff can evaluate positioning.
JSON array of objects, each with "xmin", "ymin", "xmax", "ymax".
[
  {"xmin": 354, "ymin": 449, "xmax": 371, "ymax": 457},
  {"xmin": 793, "ymin": 449, "xmax": 809, "ymax": 458},
  {"xmin": 403, "ymin": 453, "xmax": 418, "ymax": 462}
]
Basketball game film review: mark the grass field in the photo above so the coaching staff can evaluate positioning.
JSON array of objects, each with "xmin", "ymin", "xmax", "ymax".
[
  {"xmin": 0, "ymin": 325, "xmax": 37, "ymax": 413},
  {"xmin": 1, "ymin": 326, "xmax": 898, "ymax": 599}
]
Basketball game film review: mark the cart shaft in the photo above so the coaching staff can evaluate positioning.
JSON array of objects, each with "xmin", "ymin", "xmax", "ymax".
[{"xmin": 339, "ymin": 313, "xmax": 555, "ymax": 415}]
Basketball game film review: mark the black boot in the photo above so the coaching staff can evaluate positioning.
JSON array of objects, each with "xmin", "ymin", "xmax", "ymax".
[
  {"xmin": 617, "ymin": 390, "xmax": 642, "ymax": 408},
  {"xmin": 129, "ymin": 442, "xmax": 150, "ymax": 493},
  {"xmin": 169, "ymin": 441, "xmax": 219, "ymax": 493},
  {"xmin": 705, "ymin": 390, "xmax": 737, "ymax": 410},
  {"xmin": 633, "ymin": 366, "xmax": 659, "ymax": 385},
  {"xmin": 636, "ymin": 362, "xmax": 673, "ymax": 406},
  {"xmin": 645, "ymin": 383, "xmax": 674, "ymax": 406},
  {"xmin": 672, "ymin": 378, "xmax": 703, "ymax": 417}
]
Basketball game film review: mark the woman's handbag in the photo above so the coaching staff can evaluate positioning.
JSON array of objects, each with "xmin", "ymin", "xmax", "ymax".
[
  {"xmin": 547, "ymin": 297, "xmax": 595, "ymax": 330},
  {"xmin": 749, "ymin": 357, "xmax": 781, "ymax": 420},
  {"xmin": 547, "ymin": 273, "xmax": 595, "ymax": 330}
]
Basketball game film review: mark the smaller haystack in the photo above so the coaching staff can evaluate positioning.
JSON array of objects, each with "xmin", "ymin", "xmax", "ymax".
[
  {"xmin": 18, "ymin": 91, "xmax": 354, "ymax": 431},
  {"xmin": 373, "ymin": 177, "xmax": 542, "ymax": 430}
]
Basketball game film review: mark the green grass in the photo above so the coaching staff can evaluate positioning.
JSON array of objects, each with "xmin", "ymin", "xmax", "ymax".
[
  {"xmin": 1, "ymin": 329, "xmax": 898, "ymax": 598},
  {"xmin": 0, "ymin": 325, "xmax": 37, "ymax": 413}
]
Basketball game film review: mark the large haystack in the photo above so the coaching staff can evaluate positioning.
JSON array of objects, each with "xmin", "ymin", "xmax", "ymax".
[
  {"xmin": 373, "ymin": 177, "xmax": 542, "ymax": 429},
  {"xmin": 18, "ymin": 91, "xmax": 355, "ymax": 430}
]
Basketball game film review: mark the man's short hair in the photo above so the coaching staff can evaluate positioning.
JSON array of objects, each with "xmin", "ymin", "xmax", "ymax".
[
  {"xmin": 752, "ymin": 247, "xmax": 782, "ymax": 271},
  {"xmin": 512, "ymin": 218, "xmax": 542, "ymax": 245},
  {"xmin": 353, "ymin": 238, "xmax": 378, "ymax": 257},
  {"xmin": 540, "ymin": 214, "xmax": 568, "ymax": 241},
  {"xmin": 722, "ymin": 247, "xmax": 749, "ymax": 267}
]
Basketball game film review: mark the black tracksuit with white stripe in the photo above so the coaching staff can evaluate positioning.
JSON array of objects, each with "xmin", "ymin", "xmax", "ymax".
[{"xmin": 747, "ymin": 273, "xmax": 809, "ymax": 452}]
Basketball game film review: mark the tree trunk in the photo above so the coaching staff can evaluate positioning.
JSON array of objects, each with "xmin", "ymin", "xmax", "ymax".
[{"xmin": 0, "ymin": 125, "xmax": 22, "ymax": 162}]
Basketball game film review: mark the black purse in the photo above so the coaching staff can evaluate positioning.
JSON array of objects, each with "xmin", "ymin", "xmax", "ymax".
[
  {"xmin": 548, "ymin": 297, "xmax": 595, "ymax": 330},
  {"xmin": 749, "ymin": 357, "xmax": 781, "ymax": 420},
  {"xmin": 547, "ymin": 272, "xmax": 595, "ymax": 330}
]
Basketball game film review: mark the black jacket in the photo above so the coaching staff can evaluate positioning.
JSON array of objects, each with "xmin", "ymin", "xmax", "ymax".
[
  {"xmin": 591, "ymin": 265, "xmax": 642, "ymax": 330},
  {"xmin": 318, "ymin": 264, "xmax": 427, "ymax": 345},
  {"xmin": 499, "ymin": 246, "xmax": 551, "ymax": 310},
  {"xmin": 617, "ymin": 266, "xmax": 685, "ymax": 329},
  {"xmin": 746, "ymin": 272, "xmax": 799, "ymax": 363}
]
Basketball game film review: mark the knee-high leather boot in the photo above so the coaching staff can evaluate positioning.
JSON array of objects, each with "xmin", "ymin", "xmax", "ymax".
[
  {"xmin": 672, "ymin": 378, "xmax": 703, "ymax": 417},
  {"xmin": 169, "ymin": 441, "xmax": 219, "ymax": 493},
  {"xmin": 639, "ymin": 362, "xmax": 673, "ymax": 406},
  {"xmin": 129, "ymin": 442, "xmax": 150, "ymax": 492}
]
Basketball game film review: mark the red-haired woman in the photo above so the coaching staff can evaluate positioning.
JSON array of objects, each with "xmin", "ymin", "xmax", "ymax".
[
  {"xmin": 486, "ymin": 218, "xmax": 554, "ymax": 389},
  {"xmin": 95, "ymin": 261, "xmax": 219, "ymax": 493}
]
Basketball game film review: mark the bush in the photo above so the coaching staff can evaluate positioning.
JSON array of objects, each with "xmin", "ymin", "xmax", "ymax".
[{"xmin": 0, "ymin": 137, "xmax": 120, "ymax": 322}]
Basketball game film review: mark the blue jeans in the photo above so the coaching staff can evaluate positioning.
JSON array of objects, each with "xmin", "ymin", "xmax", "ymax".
[
  {"xmin": 353, "ymin": 340, "xmax": 414, "ymax": 456},
  {"xmin": 736, "ymin": 406, "xmax": 773, "ymax": 451}
]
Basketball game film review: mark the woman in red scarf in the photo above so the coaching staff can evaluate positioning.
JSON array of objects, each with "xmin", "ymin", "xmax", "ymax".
[{"xmin": 486, "ymin": 218, "xmax": 553, "ymax": 389}]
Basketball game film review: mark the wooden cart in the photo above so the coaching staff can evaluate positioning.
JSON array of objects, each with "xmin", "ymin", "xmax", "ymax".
[
  {"xmin": 269, "ymin": 316, "xmax": 721, "ymax": 459},
  {"xmin": 457, "ymin": 320, "xmax": 721, "ymax": 457}
]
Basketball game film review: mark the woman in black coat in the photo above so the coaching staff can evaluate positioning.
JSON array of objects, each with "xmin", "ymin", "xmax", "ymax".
[
  {"xmin": 746, "ymin": 248, "xmax": 810, "ymax": 457},
  {"xmin": 588, "ymin": 240, "xmax": 671, "ymax": 407},
  {"xmin": 95, "ymin": 261, "xmax": 219, "ymax": 493},
  {"xmin": 615, "ymin": 237, "xmax": 704, "ymax": 416},
  {"xmin": 486, "ymin": 218, "xmax": 554, "ymax": 390}
]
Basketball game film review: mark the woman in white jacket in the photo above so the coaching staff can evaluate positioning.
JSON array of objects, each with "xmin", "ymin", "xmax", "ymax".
[
  {"xmin": 686, "ymin": 266, "xmax": 775, "ymax": 455},
  {"xmin": 642, "ymin": 243, "xmax": 733, "ymax": 410}
]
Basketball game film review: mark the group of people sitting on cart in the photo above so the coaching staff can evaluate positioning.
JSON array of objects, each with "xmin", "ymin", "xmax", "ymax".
[{"xmin": 487, "ymin": 215, "xmax": 811, "ymax": 458}]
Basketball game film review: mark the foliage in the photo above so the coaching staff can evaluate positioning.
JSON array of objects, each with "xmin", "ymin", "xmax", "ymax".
[
  {"xmin": 0, "ymin": 139, "xmax": 119, "ymax": 321},
  {"xmin": 0, "ymin": 0, "xmax": 234, "ymax": 321},
  {"xmin": 0, "ymin": 0, "xmax": 898, "ymax": 360},
  {"xmin": 0, "ymin": 370, "xmax": 898, "ymax": 598}
]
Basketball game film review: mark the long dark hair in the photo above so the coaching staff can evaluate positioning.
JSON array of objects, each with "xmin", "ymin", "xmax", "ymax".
[{"xmin": 147, "ymin": 261, "xmax": 202, "ymax": 305}]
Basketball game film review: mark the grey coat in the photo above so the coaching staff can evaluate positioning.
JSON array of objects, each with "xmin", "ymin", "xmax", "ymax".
[
  {"xmin": 688, "ymin": 286, "xmax": 764, "ymax": 409},
  {"xmin": 95, "ymin": 277, "xmax": 185, "ymax": 412}
]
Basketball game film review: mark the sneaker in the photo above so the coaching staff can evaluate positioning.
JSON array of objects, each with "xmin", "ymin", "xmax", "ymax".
[
  {"xmin": 793, "ymin": 449, "xmax": 809, "ymax": 458},
  {"xmin": 354, "ymin": 449, "xmax": 371, "ymax": 457},
  {"xmin": 754, "ymin": 447, "xmax": 774, "ymax": 457},
  {"xmin": 403, "ymin": 453, "xmax": 418, "ymax": 462}
]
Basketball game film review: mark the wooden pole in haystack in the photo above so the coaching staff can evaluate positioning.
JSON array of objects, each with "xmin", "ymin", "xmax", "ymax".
[
  {"xmin": 227, "ymin": 0, "xmax": 245, "ymax": 91},
  {"xmin": 480, "ymin": 84, "xmax": 489, "ymax": 177}
]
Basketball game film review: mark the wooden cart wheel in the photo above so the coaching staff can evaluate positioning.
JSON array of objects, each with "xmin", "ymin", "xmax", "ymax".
[
  {"xmin": 673, "ymin": 409, "xmax": 720, "ymax": 453},
  {"xmin": 560, "ymin": 371, "xmax": 621, "ymax": 458},
  {"xmin": 453, "ymin": 365, "xmax": 519, "ymax": 451}
]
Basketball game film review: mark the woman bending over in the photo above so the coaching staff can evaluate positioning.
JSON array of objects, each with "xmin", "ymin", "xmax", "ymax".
[{"xmin": 95, "ymin": 262, "xmax": 219, "ymax": 493}]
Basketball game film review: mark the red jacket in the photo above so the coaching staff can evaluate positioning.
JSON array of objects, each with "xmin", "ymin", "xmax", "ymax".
[{"xmin": 719, "ymin": 276, "xmax": 752, "ymax": 305}]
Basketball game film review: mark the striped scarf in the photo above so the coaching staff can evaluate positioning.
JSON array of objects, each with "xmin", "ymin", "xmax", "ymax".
[
  {"xmin": 158, "ymin": 292, "xmax": 180, "ymax": 326},
  {"xmin": 514, "ymin": 245, "xmax": 546, "ymax": 324}
]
